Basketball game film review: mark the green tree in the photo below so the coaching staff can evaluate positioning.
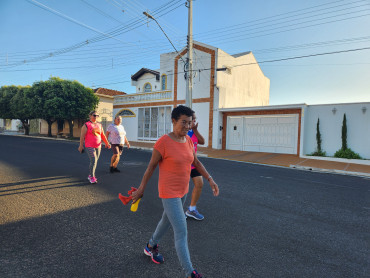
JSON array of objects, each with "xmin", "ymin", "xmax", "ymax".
[
  {"xmin": 0, "ymin": 85, "xmax": 18, "ymax": 120},
  {"xmin": 341, "ymin": 113, "xmax": 347, "ymax": 150},
  {"xmin": 60, "ymin": 79, "xmax": 99, "ymax": 137},
  {"xmin": 334, "ymin": 113, "xmax": 361, "ymax": 159},
  {"xmin": 29, "ymin": 77, "xmax": 98, "ymax": 137},
  {"xmin": 10, "ymin": 86, "xmax": 33, "ymax": 135},
  {"xmin": 316, "ymin": 118, "xmax": 322, "ymax": 153},
  {"xmin": 310, "ymin": 118, "xmax": 326, "ymax": 156}
]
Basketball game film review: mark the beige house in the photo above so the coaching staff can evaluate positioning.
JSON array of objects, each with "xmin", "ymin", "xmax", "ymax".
[{"xmin": 38, "ymin": 88, "xmax": 126, "ymax": 137}]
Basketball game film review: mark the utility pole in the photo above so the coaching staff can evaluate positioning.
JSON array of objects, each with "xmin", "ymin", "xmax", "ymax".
[{"xmin": 186, "ymin": 0, "xmax": 193, "ymax": 108}]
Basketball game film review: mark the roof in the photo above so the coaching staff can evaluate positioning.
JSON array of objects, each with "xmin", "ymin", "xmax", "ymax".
[
  {"xmin": 231, "ymin": 51, "xmax": 251, "ymax": 58},
  {"xmin": 131, "ymin": 68, "xmax": 160, "ymax": 81},
  {"xmin": 93, "ymin": 88, "xmax": 126, "ymax": 97}
]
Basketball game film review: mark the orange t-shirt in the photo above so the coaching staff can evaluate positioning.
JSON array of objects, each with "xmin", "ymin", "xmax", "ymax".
[{"xmin": 154, "ymin": 134, "xmax": 194, "ymax": 198}]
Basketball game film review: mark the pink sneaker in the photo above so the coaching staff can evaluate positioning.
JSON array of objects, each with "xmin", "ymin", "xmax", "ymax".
[
  {"xmin": 88, "ymin": 175, "xmax": 97, "ymax": 184},
  {"xmin": 92, "ymin": 176, "xmax": 98, "ymax": 183}
]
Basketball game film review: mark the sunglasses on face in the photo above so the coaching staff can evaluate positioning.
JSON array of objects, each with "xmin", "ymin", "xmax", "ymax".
[{"xmin": 92, "ymin": 115, "xmax": 99, "ymax": 117}]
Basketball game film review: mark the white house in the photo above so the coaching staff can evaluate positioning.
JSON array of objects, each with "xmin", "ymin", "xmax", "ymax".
[
  {"xmin": 113, "ymin": 41, "xmax": 270, "ymax": 148},
  {"xmin": 112, "ymin": 41, "xmax": 369, "ymax": 159}
]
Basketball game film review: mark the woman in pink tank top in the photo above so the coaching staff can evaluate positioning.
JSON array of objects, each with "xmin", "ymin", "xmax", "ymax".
[{"xmin": 78, "ymin": 111, "xmax": 111, "ymax": 183}]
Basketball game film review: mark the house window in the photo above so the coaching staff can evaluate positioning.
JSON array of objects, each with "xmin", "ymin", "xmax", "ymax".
[
  {"xmin": 138, "ymin": 106, "xmax": 172, "ymax": 140},
  {"xmin": 161, "ymin": 74, "xmax": 167, "ymax": 90},
  {"xmin": 118, "ymin": 109, "xmax": 135, "ymax": 117},
  {"xmin": 144, "ymin": 83, "xmax": 152, "ymax": 92},
  {"xmin": 101, "ymin": 117, "xmax": 108, "ymax": 131}
]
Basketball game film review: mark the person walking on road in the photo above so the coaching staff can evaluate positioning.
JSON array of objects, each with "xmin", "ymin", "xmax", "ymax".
[
  {"xmin": 185, "ymin": 111, "xmax": 206, "ymax": 221},
  {"xmin": 131, "ymin": 105, "xmax": 219, "ymax": 278},
  {"xmin": 78, "ymin": 111, "xmax": 111, "ymax": 184},
  {"xmin": 106, "ymin": 115, "xmax": 130, "ymax": 173}
]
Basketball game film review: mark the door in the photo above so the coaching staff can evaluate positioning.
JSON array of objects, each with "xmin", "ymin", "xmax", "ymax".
[{"xmin": 226, "ymin": 117, "xmax": 243, "ymax": 150}]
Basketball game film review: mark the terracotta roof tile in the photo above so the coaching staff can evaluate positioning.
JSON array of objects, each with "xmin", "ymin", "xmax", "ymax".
[{"xmin": 94, "ymin": 88, "xmax": 126, "ymax": 97}]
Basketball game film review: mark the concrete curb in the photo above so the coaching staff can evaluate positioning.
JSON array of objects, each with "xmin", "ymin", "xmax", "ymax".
[{"xmin": 290, "ymin": 165, "xmax": 370, "ymax": 178}]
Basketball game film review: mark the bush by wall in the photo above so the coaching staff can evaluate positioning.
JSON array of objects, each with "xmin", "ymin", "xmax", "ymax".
[
  {"xmin": 334, "ymin": 113, "xmax": 362, "ymax": 159},
  {"xmin": 334, "ymin": 148, "xmax": 362, "ymax": 159}
]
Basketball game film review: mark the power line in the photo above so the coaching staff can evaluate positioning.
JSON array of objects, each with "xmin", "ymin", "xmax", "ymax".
[
  {"xmin": 91, "ymin": 46, "xmax": 370, "ymax": 87},
  {"xmin": 80, "ymin": 0, "xmax": 124, "ymax": 24},
  {"xmin": 27, "ymin": 0, "xmax": 133, "ymax": 45}
]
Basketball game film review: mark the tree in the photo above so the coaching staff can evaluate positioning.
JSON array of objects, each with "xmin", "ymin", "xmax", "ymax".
[
  {"xmin": 310, "ymin": 117, "xmax": 326, "ymax": 156},
  {"xmin": 28, "ymin": 78, "xmax": 61, "ymax": 137},
  {"xmin": 316, "ymin": 118, "xmax": 322, "ymax": 153},
  {"xmin": 341, "ymin": 113, "xmax": 347, "ymax": 150},
  {"xmin": 0, "ymin": 86, "xmax": 18, "ymax": 120},
  {"xmin": 29, "ymin": 77, "xmax": 98, "ymax": 137},
  {"xmin": 334, "ymin": 113, "xmax": 361, "ymax": 159},
  {"xmin": 10, "ymin": 86, "xmax": 33, "ymax": 135},
  {"xmin": 60, "ymin": 79, "xmax": 99, "ymax": 137}
]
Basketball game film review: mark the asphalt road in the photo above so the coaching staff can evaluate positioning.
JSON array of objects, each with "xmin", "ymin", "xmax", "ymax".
[{"xmin": 0, "ymin": 135, "xmax": 369, "ymax": 278}]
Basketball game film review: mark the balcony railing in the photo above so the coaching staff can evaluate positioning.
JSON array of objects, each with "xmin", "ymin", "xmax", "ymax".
[{"xmin": 114, "ymin": 90, "xmax": 172, "ymax": 105}]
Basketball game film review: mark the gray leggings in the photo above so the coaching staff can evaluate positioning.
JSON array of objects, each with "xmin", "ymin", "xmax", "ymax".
[
  {"xmin": 149, "ymin": 195, "xmax": 193, "ymax": 276},
  {"xmin": 86, "ymin": 146, "xmax": 101, "ymax": 177}
]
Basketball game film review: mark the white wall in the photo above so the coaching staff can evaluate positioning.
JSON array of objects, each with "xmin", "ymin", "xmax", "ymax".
[
  {"xmin": 192, "ymin": 102, "xmax": 210, "ymax": 147},
  {"xmin": 217, "ymin": 50, "xmax": 270, "ymax": 108},
  {"xmin": 303, "ymin": 103, "xmax": 370, "ymax": 159},
  {"xmin": 176, "ymin": 48, "xmax": 212, "ymax": 101},
  {"xmin": 160, "ymin": 52, "xmax": 175, "ymax": 91},
  {"xmin": 134, "ymin": 73, "xmax": 160, "ymax": 93},
  {"xmin": 113, "ymin": 107, "xmax": 139, "ymax": 142}
]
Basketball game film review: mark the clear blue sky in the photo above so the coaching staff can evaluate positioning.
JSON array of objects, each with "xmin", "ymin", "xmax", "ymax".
[{"xmin": 1, "ymin": 0, "xmax": 369, "ymax": 105}]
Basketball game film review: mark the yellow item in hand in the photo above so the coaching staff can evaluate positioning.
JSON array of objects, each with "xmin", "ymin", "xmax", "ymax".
[{"xmin": 130, "ymin": 198, "xmax": 141, "ymax": 212}]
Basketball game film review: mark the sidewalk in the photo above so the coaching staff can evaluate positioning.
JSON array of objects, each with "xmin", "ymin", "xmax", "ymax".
[{"xmin": 129, "ymin": 141, "xmax": 370, "ymax": 178}]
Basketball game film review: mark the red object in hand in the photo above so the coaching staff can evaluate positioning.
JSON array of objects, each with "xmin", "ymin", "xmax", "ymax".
[{"xmin": 118, "ymin": 187, "xmax": 137, "ymax": 205}]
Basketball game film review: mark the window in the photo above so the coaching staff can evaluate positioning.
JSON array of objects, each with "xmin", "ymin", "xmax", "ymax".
[
  {"xmin": 101, "ymin": 117, "xmax": 107, "ymax": 131},
  {"xmin": 144, "ymin": 83, "xmax": 152, "ymax": 92},
  {"xmin": 161, "ymin": 74, "xmax": 167, "ymax": 90},
  {"xmin": 118, "ymin": 109, "xmax": 135, "ymax": 117},
  {"xmin": 138, "ymin": 106, "xmax": 172, "ymax": 140}
]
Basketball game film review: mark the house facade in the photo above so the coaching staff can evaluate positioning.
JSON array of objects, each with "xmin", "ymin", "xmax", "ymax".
[
  {"xmin": 220, "ymin": 101, "xmax": 370, "ymax": 159},
  {"xmin": 113, "ymin": 41, "xmax": 270, "ymax": 148}
]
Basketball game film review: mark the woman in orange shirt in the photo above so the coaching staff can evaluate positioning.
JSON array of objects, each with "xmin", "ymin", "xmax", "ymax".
[{"xmin": 131, "ymin": 105, "xmax": 219, "ymax": 278}]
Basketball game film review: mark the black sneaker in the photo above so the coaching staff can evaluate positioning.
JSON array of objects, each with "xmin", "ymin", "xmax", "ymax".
[
  {"xmin": 113, "ymin": 167, "xmax": 121, "ymax": 173},
  {"xmin": 190, "ymin": 270, "xmax": 203, "ymax": 278},
  {"xmin": 110, "ymin": 166, "xmax": 114, "ymax": 173},
  {"xmin": 144, "ymin": 243, "xmax": 164, "ymax": 264}
]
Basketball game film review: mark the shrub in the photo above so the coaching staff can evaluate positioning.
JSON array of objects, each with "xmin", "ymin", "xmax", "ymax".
[
  {"xmin": 310, "ymin": 150, "xmax": 326, "ymax": 157},
  {"xmin": 334, "ymin": 148, "xmax": 362, "ymax": 159},
  {"xmin": 310, "ymin": 118, "xmax": 326, "ymax": 156}
]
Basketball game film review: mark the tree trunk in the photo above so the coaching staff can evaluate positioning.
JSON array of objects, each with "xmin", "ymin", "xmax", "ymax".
[
  {"xmin": 68, "ymin": 120, "xmax": 74, "ymax": 138},
  {"xmin": 47, "ymin": 120, "xmax": 54, "ymax": 137},
  {"xmin": 21, "ymin": 119, "xmax": 30, "ymax": 135}
]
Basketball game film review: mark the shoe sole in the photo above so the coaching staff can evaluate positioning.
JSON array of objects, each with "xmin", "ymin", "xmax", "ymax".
[
  {"xmin": 185, "ymin": 211, "xmax": 204, "ymax": 221},
  {"xmin": 144, "ymin": 248, "xmax": 163, "ymax": 264}
]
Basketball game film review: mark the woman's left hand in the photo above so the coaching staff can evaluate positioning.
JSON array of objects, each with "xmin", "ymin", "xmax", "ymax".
[
  {"xmin": 106, "ymin": 143, "xmax": 111, "ymax": 149},
  {"xmin": 209, "ymin": 179, "xmax": 219, "ymax": 196}
]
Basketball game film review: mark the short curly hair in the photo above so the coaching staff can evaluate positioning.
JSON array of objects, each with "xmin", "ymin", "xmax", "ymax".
[{"xmin": 171, "ymin": 105, "xmax": 194, "ymax": 121}]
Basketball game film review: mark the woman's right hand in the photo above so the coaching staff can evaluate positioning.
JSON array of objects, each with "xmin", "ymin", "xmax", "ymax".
[
  {"xmin": 131, "ymin": 187, "xmax": 144, "ymax": 203},
  {"xmin": 78, "ymin": 145, "xmax": 84, "ymax": 153}
]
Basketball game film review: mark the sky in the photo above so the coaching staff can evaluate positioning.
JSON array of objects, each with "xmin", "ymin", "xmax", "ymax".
[{"xmin": 0, "ymin": 0, "xmax": 369, "ymax": 105}]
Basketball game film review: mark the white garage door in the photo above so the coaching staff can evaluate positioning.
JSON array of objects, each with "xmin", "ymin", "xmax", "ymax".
[{"xmin": 226, "ymin": 114, "xmax": 299, "ymax": 154}]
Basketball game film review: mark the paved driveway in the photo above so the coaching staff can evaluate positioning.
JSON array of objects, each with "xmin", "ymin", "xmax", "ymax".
[{"xmin": 0, "ymin": 135, "xmax": 369, "ymax": 277}]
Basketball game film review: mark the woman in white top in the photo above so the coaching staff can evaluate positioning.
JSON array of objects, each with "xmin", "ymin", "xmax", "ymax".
[{"xmin": 106, "ymin": 116, "xmax": 130, "ymax": 173}]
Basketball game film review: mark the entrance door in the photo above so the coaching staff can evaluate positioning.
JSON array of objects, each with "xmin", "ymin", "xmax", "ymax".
[{"xmin": 226, "ymin": 117, "xmax": 243, "ymax": 150}]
